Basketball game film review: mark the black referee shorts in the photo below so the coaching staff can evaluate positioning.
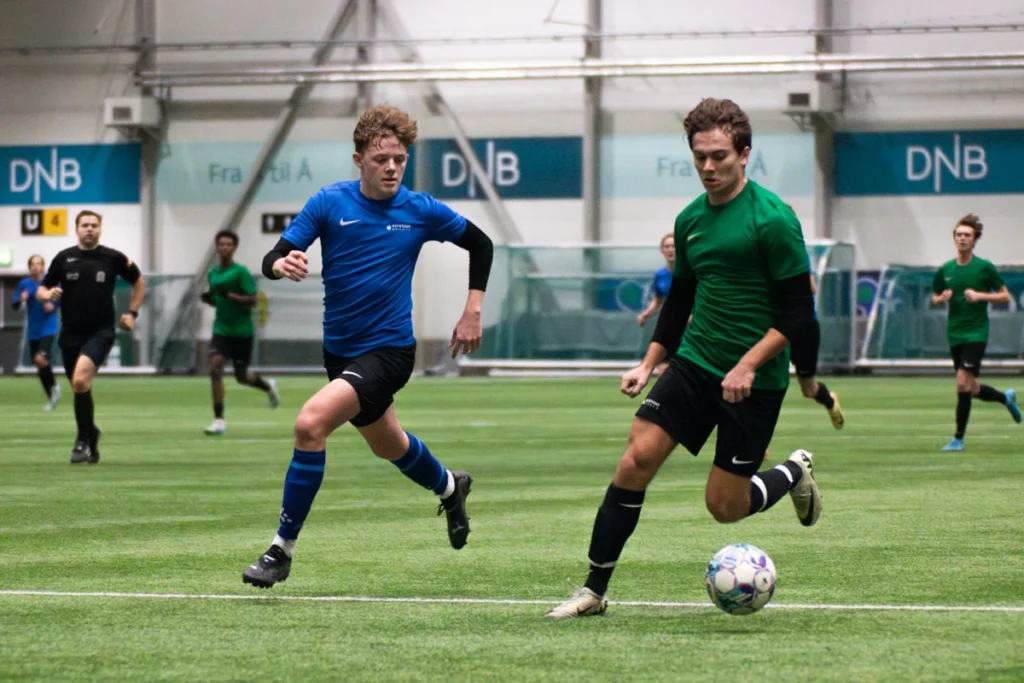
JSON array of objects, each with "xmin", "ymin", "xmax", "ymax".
[
  {"xmin": 324, "ymin": 344, "xmax": 416, "ymax": 427},
  {"xmin": 634, "ymin": 356, "xmax": 786, "ymax": 478},
  {"xmin": 59, "ymin": 328, "xmax": 115, "ymax": 379}
]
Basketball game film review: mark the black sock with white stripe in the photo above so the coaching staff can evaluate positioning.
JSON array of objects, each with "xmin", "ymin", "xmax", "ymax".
[
  {"xmin": 748, "ymin": 460, "xmax": 803, "ymax": 516},
  {"xmin": 584, "ymin": 484, "xmax": 645, "ymax": 596}
]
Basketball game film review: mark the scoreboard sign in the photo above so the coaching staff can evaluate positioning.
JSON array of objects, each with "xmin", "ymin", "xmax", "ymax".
[
  {"xmin": 21, "ymin": 208, "xmax": 68, "ymax": 236},
  {"xmin": 261, "ymin": 212, "xmax": 298, "ymax": 234}
]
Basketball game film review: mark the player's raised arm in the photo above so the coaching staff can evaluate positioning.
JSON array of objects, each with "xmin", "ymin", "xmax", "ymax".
[
  {"xmin": 623, "ymin": 275, "xmax": 696, "ymax": 398},
  {"xmin": 118, "ymin": 256, "xmax": 145, "ymax": 331},
  {"xmin": 448, "ymin": 219, "xmax": 494, "ymax": 358},
  {"xmin": 12, "ymin": 279, "xmax": 28, "ymax": 310},
  {"xmin": 36, "ymin": 254, "xmax": 64, "ymax": 302},
  {"xmin": 262, "ymin": 191, "xmax": 325, "ymax": 281},
  {"xmin": 262, "ymin": 238, "xmax": 308, "ymax": 281}
]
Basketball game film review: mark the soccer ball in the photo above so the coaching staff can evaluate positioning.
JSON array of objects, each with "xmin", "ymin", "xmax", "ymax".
[{"xmin": 704, "ymin": 543, "xmax": 777, "ymax": 615}]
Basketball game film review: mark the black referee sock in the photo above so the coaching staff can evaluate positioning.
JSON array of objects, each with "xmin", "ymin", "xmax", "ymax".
[
  {"xmin": 250, "ymin": 375, "xmax": 270, "ymax": 392},
  {"xmin": 38, "ymin": 365, "xmax": 55, "ymax": 397},
  {"xmin": 814, "ymin": 382, "xmax": 835, "ymax": 410},
  {"xmin": 976, "ymin": 384, "xmax": 1006, "ymax": 404},
  {"xmin": 214, "ymin": 402, "xmax": 224, "ymax": 419},
  {"xmin": 955, "ymin": 392, "xmax": 972, "ymax": 440},
  {"xmin": 73, "ymin": 391, "xmax": 95, "ymax": 443},
  {"xmin": 749, "ymin": 460, "xmax": 803, "ymax": 516},
  {"xmin": 584, "ymin": 485, "xmax": 646, "ymax": 596}
]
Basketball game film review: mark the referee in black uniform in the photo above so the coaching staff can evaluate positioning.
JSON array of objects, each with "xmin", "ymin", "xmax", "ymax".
[{"xmin": 36, "ymin": 210, "xmax": 146, "ymax": 464}]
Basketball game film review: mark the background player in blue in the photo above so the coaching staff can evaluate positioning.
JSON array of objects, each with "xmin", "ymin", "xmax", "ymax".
[
  {"xmin": 636, "ymin": 233, "xmax": 675, "ymax": 375},
  {"xmin": 11, "ymin": 254, "xmax": 61, "ymax": 410},
  {"xmin": 636, "ymin": 232, "xmax": 675, "ymax": 329},
  {"xmin": 242, "ymin": 105, "xmax": 494, "ymax": 588}
]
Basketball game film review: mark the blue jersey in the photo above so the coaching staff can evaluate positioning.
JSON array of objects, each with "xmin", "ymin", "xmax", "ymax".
[
  {"xmin": 283, "ymin": 181, "xmax": 467, "ymax": 357},
  {"xmin": 651, "ymin": 266, "xmax": 672, "ymax": 299},
  {"xmin": 11, "ymin": 277, "xmax": 59, "ymax": 340}
]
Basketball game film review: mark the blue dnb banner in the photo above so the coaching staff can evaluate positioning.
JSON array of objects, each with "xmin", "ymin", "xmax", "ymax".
[
  {"xmin": 157, "ymin": 136, "xmax": 584, "ymax": 203},
  {"xmin": 602, "ymin": 133, "xmax": 815, "ymax": 198},
  {"xmin": 0, "ymin": 144, "xmax": 140, "ymax": 205},
  {"xmin": 835, "ymin": 131, "xmax": 1024, "ymax": 196},
  {"xmin": 416, "ymin": 137, "xmax": 582, "ymax": 200}
]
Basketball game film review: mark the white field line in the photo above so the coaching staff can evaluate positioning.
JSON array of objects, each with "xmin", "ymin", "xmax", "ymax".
[{"xmin": 0, "ymin": 589, "xmax": 1022, "ymax": 612}]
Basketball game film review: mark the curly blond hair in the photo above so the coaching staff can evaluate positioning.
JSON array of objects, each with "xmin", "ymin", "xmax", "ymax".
[{"xmin": 353, "ymin": 105, "xmax": 418, "ymax": 154}]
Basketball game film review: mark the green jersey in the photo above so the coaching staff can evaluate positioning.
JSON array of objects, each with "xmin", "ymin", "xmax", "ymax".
[
  {"xmin": 673, "ymin": 181, "xmax": 809, "ymax": 391},
  {"xmin": 931, "ymin": 256, "xmax": 1005, "ymax": 346},
  {"xmin": 207, "ymin": 262, "xmax": 256, "ymax": 337}
]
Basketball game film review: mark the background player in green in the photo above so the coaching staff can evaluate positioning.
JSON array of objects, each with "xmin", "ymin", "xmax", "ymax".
[
  {"xmin": 931, "ymin": 214, "xmax": 1020, "ymax": 452},
  {"xmin": 548, "ymin": 98, "xmax": 822, "ymax": 619},
  {"xmin": 201, "ymin": 230, "xmax": 279, "ymax": 435}
]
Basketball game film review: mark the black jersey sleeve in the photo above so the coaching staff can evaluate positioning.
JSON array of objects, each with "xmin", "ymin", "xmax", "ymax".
[
  {"xmin": 116, "ymin": 251, "xmax": 142, "ymax": 284},
  {"xmin": 452, "ymin": 220, "xmax": 493, "ymax": 291},
  {"xmin": 41, "ymin": 252, "xmax": 65, "ymax": 288},
  {"xmin": 262, "ymin": 238, "xmax": 301, "ymax": 280},
  {"xmin": 651, "ymin": 276, "xmax": 696, "ymax": 352},
  {"xmin": 772, "ymin": 273, "xmax": 815, "ymax": 342}
]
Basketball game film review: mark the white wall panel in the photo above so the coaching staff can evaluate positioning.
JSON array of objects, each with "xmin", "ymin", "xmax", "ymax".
[
  {"xmin": 834, "ymin": 195, "xmax": 1024, "ymax": 269},
  {"xmin": 0, "ymin": 204, "xmax": 143, "ymax": 269}
]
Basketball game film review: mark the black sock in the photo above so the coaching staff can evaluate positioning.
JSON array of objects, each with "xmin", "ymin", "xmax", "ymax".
[
  {"xmin": 250, "ymin": 375, "xmax": 270, "ymax": 392},
  {"xmin": 73, "ymin": 391, "xmax": 95, "ymax": 443},
  {"xmin": 38, "ymin": 365, "xmax": 55, "ymax": 397},
  {"xmin": 976, "ymin": 384, "xmax": 1006, "ymax": 404},
  {"xmin": 584, "ymin": 485, "xmax": 645, "ymax": 596},
  {"xmin": 214, "ymin": 402, "xmax": 224, "ymax": 419},
  {"xmin": 955, "ymin": 392, "xmax": 971, "ymax": 440},
  {"xmin": 749, "ymin": 460, "xmax": 803, "ymax": 516},
  {"xmin": 814, "ymin": 382, "xmax": 835, "ymax": 409}
]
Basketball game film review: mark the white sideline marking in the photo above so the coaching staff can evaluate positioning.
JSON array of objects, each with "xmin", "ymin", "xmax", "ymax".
[{"xmin": 0, "ymin": 590, "xmax": 1022, "ymax": 613}]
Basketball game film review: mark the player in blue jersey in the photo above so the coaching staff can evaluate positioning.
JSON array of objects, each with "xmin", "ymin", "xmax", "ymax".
[
  {"xmin": 11, "ymin": 254, "xmax": 61, "ymax": 410},
  {"xmin": 242, "ymin": 105, "xmax": 494, "ymax": 588},
  {"xmin": 636, "ymin": 232, "xmax": 675, "ymax": 329},
  {"xmin": 637, "ymin": 233, "xmax": 675, "ymax": 375}
]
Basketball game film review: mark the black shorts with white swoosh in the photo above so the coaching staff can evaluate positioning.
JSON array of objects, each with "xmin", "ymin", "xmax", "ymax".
[
  {"xmin": 324, "ymin": 344, "xmax": 416, "ymax": 427},
  {"xmin": 950, "ymin": 342, "xmax": 986, "ymax": 376},
  {"xmin": 634, "ymin": 356, "xmax": 786, "ymax": 477}
]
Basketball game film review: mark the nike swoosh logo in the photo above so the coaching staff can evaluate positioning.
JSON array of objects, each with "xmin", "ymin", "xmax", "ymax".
[
  {"xmin": 687, "ymin": 233, "xmax": 700, "ymax": 242},
  {"xmin": 339, "ymin": 219, "xmax": 361, "ymax": 226},
  {"xmin": 731, "ymin": 456, "xmax": 754, "ymax": 465},
  {"xmin": 342, "ymin": 371, "xmax": 363, "ymax": 379}
]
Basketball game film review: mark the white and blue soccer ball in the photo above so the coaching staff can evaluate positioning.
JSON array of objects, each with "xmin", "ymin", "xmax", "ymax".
[{"xmin": 704, "ymin": 543, "xmax": 777, "ymax": 615}]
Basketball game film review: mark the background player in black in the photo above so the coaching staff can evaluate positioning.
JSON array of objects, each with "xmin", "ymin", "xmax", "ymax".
[{"xmin": 37, "ymin": 210, "xmax": 146, "ymax": 464}]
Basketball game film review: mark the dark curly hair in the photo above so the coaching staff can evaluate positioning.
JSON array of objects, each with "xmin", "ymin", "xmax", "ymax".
[{"xmin": 683, "ymin": 98, "xmax": 752, "ymax": 154}]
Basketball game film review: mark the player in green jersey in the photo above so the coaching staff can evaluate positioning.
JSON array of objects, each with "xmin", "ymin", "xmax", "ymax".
[
  {"xmin": 931, "ymin": 214, "xmax": 1020, "ymax": 452},
  {"xmin": 548, "ymin": 98, "xmax": 821, "ymax": 619},
  {"xmin": 201, "ymin": 231, "xmax": 279, "ymax": 435}
]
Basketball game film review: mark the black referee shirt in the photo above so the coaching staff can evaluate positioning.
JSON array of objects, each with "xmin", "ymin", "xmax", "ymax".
[{"xmin": 41, "ymin": 246, "xmax": 140, "ymax": 334}]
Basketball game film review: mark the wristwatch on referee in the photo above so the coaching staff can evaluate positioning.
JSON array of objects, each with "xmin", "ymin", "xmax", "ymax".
[{"xmin": 128, "ymin": 310, "xmax": 139, "ymax": 319}]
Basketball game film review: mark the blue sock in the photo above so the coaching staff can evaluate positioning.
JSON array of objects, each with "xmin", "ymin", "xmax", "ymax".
[
  {"xmin": 276, "ymin": 448, "xmax": 326, "ymax": 540},
  {"xmin": 392, "ymin": 432, "xmax": 450, "ymax": 496}
]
